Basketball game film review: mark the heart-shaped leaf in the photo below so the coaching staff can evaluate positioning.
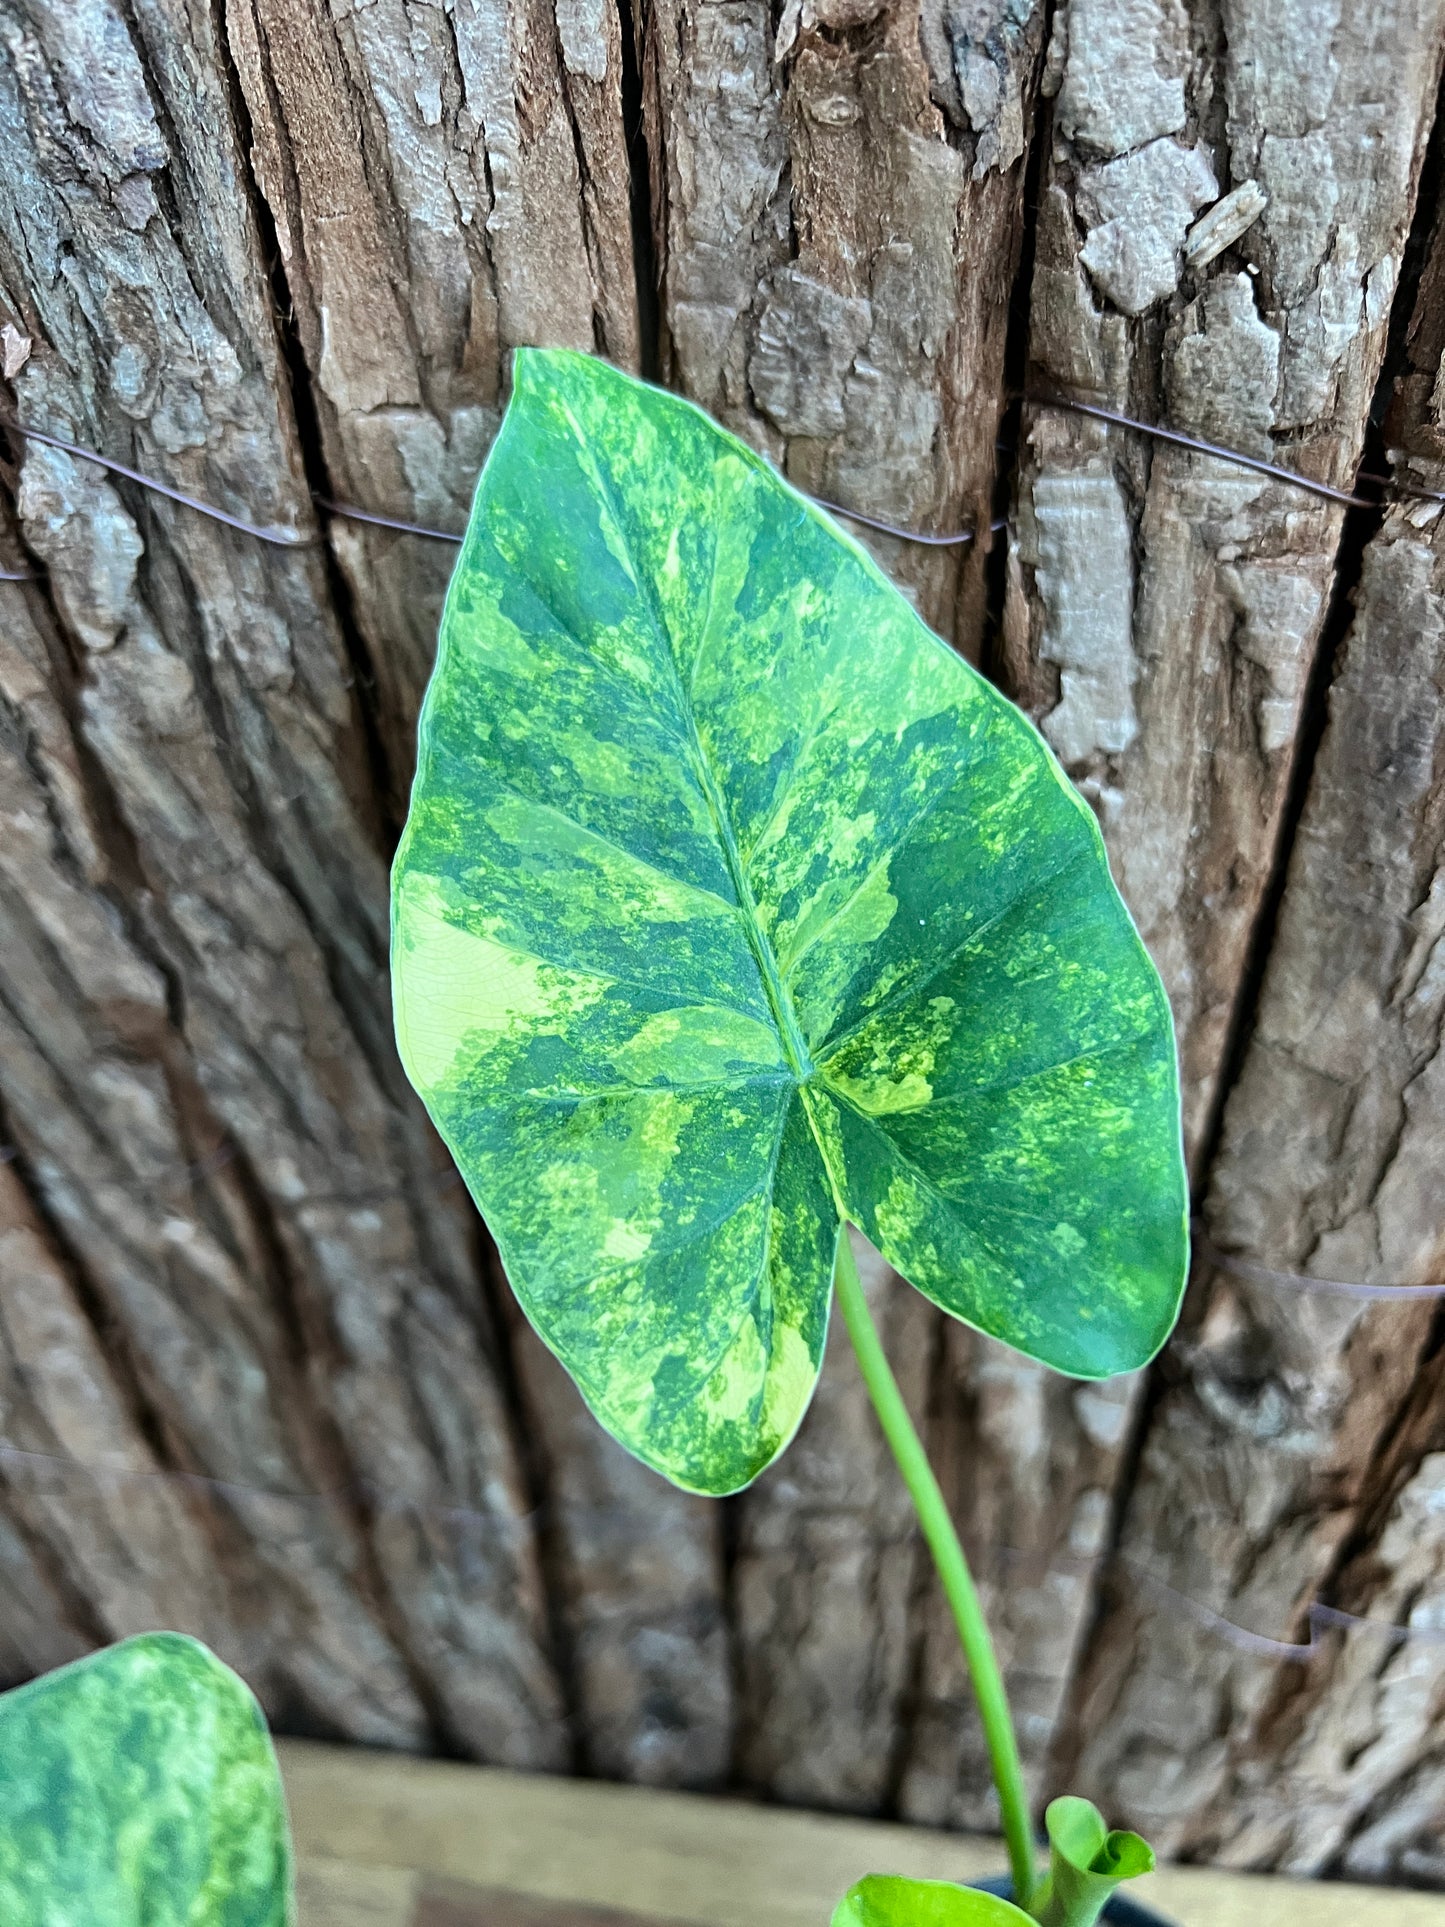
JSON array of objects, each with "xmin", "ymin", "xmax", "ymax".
[
  {"xmin": 1033, "ymin": 1797, "xmax": 1155, "ymax": 1927},
  {"xmin": 0, "ymin": 1632, "xmax": 293, "ymax": 1925},
  {"xmin": 832, "ymin": 1874, "xmax": 1034, "ymax": 1926},
  {"xmin": 392, "ymin": 349, "xmax": 1188, "ymax": 1495}
]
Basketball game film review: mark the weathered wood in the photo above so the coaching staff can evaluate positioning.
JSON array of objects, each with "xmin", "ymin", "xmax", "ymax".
[
  {"xmin": 1, "ymin": 0, "xmax": 1444, "ymax": 1865},
  {"xmin": 0, "ymin": 1160, "xmax": 200, "ymax": 1677},
  {"xmin": 732, "ymin": 1234, "xmax": 933, "ymax": 1811},
  {"xmin": 900, "ymin": 1329, "xmax": 1140, "ymax": 1828},
  {"xmin": 643, "ymin": 0, "xmax": 1042, "ymax": 642},
  {"xmin": 223, "ymin": 0, "xmax": 641, "ymax": 806},
  {"xmin": 901, "ymin": 0, "xmax": 1445, "ymax": 1839},
  {"xmin": 642, "ymin": 0, "xmax": 1049, "ymax": 1810},
  {"xmin": 277, "ymin": 1737, "xmax": 1445, "ymax": 1926},
  {"xmin": 0, "ymin": 500, "xmax": 413, "ymax": 1733},
  {"xmin": 218, "ymin": 0, "xmax": 730, "ymax": 1784},
  {"xmin": 512, "ymin": 1319, "xmax": 733, "ymax": 1787},
  {"xmin": 1059, "ymin": 186, "xmax": 1445, "ymax": 1866},
  {"xmin": 0, "ymin": 0, "xmax": 563, "ymax": 1761},
  {"xmin": 1006, "ymin": 0, "xmax": 1445, "ymax": 1158}
]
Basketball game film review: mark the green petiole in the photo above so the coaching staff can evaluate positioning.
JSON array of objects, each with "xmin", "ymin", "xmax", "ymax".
[{"xmin": 833, "ymin": 1229, "xmax": 1039, "ymax": 1916}]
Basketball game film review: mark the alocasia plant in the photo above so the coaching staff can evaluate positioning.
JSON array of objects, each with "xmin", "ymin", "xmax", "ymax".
[
  {"xmin": 0, "ymin": 1632, "xmax": 293, "ymax": 1925},
  {"xmin": 392, "ymin": 348, "xmax": 1189, "ymax": 1920}
]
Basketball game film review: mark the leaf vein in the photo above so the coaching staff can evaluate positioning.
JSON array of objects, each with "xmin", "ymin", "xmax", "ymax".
[{"xmin": 815, "ymin": 845, "xmax": 1089, "ymax": 1060}]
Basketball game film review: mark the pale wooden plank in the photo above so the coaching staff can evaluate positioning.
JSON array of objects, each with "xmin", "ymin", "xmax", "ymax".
[
  {"xmin": 295, "ymin": 1856, "xmax": 418, "ymax": 1927},
  {"xmin": 280, "ymin": 1742, "xmax": 1445, "ymax": 1927},
  {"xmin": 1139, "ymin": 1863, "xmax": 1445, "ymax": 1927},
  {"xmin": 412, "ymin": 1879, "xmax": 695, "ymax": 1926}
]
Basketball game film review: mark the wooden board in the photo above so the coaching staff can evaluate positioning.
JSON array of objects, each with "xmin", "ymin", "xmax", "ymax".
[{"xmin": 280, "ymin": 1741, "xmax": 1445, "ymax": 1927}]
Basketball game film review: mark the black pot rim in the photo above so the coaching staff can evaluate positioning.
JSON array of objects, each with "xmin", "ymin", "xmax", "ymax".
[{"xmin": 969, "ymin": 1873, "xmax": 1176, "ymax": 1925}]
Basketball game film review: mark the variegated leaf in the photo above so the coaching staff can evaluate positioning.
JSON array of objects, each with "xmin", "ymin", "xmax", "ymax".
[
  {"xmin": 392, "ymin": 349, "xmax": 1188, "ymax": 1496},
  {"xmin": 0, "ymin": 1633, "xmax": 293, "ymax": 1926}
]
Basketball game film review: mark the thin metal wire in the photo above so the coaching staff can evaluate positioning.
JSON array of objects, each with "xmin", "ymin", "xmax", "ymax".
[
  {"xmin": 1026, "ymin": 391, "xmax": 1376, "ymax": 509},
  {"xmin": 0, "ymin": 414, "xmax": 315, "ymax": 547},
  {"xmin": 0, "ymin": 403, "xmax": 1439, "ymax": 1307},
  {"xmin": 1193, "ymin": 1225, "xmax": 1445, "ymax": 1300},
  {"xmin": 0, "ymin": 414, "xmax": 982, "ymax": 554},
  {"xmin": 5, "ymin": 391, "xmax": 1442, "ymax": 580},
  {"xmin": 1033, "ymin": 392, "xmax": 1445, "ymax": 511},
  {"xmin": 813, "ymin": 496, "xmax": 977, "ymax": 546},
  {"xmin": 315, "ymin": 494, "xmax": 463, "ymax": 543},
  {"xmin": 1126, "ymin": 1567, "xmax": 1319, "ymax": 1659},
  {"xmin": 1000, "ymin": 1543, "xmax": 1443, "ymax": 1660}
]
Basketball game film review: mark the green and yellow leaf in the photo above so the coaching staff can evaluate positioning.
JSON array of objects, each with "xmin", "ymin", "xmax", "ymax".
[
  {"xmin": 0, "ymin": 1632, "xmax": 293, "ymax": 1926},
  {"xmin": 832, "ymin": 1874, "xmax": 1034, "ymax": 1926},
  {"xmin": 392, "ymin": 348, "xmax": 1188, "ymax": 1495}
]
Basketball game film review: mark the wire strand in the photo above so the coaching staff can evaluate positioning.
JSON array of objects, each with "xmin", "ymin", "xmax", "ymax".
[
  {"xmin": 1024, "ymin": 391, "xmax": 1376, "ymax": 509},
  {"xmin": 813, "ymin": 496, "xmax": 978, "ymax": 546},
  {"xmin": 0, "ymin": 414, "xmax": 316, "ymax": 547},
  {"xmin": 314, "ymin": 494, "xmax": 464, "ymax": 543},
  {"xmin": 6, "ymin": 392, "xmax": 1442, "ymax": 584},
  {"xmin": 1193, "ymin": 1224, "xmax": 1445, "ymax": 1300}
]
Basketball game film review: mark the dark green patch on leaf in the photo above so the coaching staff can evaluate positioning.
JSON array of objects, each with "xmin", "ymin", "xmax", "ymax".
[
  {"xmin": 392, "ymin": 348, "xmax": 1189, "ymax": 1495},
  {"xmin": 0, "ymin": 1632, "xmax": 293, "ymax": 1927}
]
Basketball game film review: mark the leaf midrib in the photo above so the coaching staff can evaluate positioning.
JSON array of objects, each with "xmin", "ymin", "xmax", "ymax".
[{"xmin": 558, "ymin": 398, "xmax": 817, "ymax": 1091}]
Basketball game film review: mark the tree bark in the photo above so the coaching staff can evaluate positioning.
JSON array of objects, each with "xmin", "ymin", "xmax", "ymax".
[
  {"xmin": 899, "ymin": 0, "xmax": 1445, "ymax": 1839},
  {"xmin": 900, "ymin": 1331, "xmax": 1140, "ymax": 1829},
  {"xmin": 212, "ymin": 0, "xmax": 727, "ymax": 1787},
  {"xmin": 0, "ymin": 0, "xmax": 563, "ymax": 1761},
  {"xmin": 643, "ymin": 0, "xmax": 1043, "ymax": 643},
  {"xmin": 1004, "ymin": 0, "xmax": 1445, "ymax": 1160},
  {"xmin": 643, "ymin": 0, "xmax": 1050, "ymax": 1813},
  {"xmin": 1056, "ymin": 184, "xmax": 1445, "ymax": 1871},
  {"xmin": 223, "ymin": 0, "xmax": 641, "ymax": 809},
  {"xmin": 1, "ymin": 0, "xmax": 1444, "ymax": 1873},
  {"xmin": 732, "ymin": 1234, "xmax": 934, "ymax": 1812}
]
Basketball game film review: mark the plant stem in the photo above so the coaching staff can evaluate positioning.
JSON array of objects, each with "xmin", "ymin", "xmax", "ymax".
[{"xmin": 833, "ymin": 1229, "xmax": 1038, "ymax": 1914}]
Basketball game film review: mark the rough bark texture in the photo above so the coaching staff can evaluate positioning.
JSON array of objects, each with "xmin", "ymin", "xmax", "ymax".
[
  {"xmin": 643, "ymin": 0, "xmax": 1051, "ymax": 1812},
  {"xmin": 1057, "ymin": 185, "xmax": 1445, "ymax": 1873},
  {"xmin": 900, "ymin": 1331, "xmax": 1140, "ymax": 1829},
  {"xmin": 1, "ymin": 0, "xmax": 1445, "ymax": 1878},
  {"xmin": 924, "ymin": 0, "xmax": 1445, "ymax": 1844},
  {"xmin": 512, "ymin": 1314, "xmax": 734, "ymax": 1788},
  {"xmin": 0, "ymin": 0, "xmax": 563, "ymax": 1762},
  {"xmin": 1006, "ymin": 0, "xmax": 1445, "ymax": 1159},
  {"xmin": 212, "ymin": 0, "xmax": 726, "ymax": 1785},
  {"xmin": 222, "ymin": 0, "xmax": 641, "ymax": 807},
  {"xmin": 643, "ymin": 0, "xmax": 1043, "ymax": 643},
  {"xmin": 731, "ymin": 1233, "xmax": 933, "ymax": 1811}
]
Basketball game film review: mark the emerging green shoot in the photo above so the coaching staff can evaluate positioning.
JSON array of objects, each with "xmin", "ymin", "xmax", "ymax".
[{"xmin": 1033, "ymin": 1797, "xmax": 1156, "ymax": 1927}]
